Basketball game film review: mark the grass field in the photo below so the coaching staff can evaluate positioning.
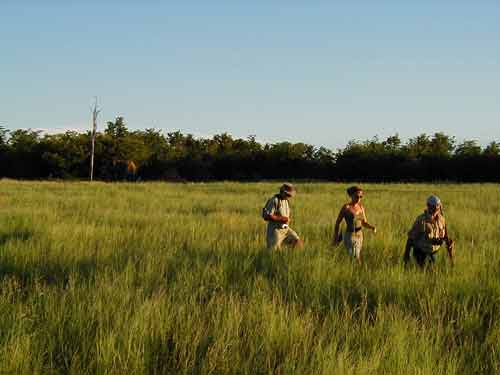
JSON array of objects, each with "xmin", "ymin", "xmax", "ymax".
[{"xmin": 0, "ymin": 180, "xmax": 499, "ymax": 374}]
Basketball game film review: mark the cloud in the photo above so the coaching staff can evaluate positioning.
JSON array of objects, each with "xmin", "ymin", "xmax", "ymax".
[{"xmin": 33, "ymin": 123, "xmax": 90, "ymax": 135}]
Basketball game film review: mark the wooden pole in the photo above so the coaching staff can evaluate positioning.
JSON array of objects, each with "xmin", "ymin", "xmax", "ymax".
[{"xmin": 90, "ymin": 97, "xmax": 100, "ymax": 181}]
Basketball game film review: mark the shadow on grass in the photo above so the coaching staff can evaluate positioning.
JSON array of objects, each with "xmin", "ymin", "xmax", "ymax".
[
  {"xmin": 0, "ymin": 227, "xmax": 34, "ymax": 246},
  {"xmin": 0, "ymin": 231, "xmax": 143, "ymax": 290},
  {"xmin": 70, "ymin": 242, "xmax": 496, "ymax": 375},
  {"xmin": 163, "ymin": 244, "xmax": 289, "ymax": 286},
  {"xmin": 166, "ymin": 244, "xmax": 496, "ymax": 322},
  {"xmin": 0, "ymin": 257, "xmax": 100, "ymax": 290}
]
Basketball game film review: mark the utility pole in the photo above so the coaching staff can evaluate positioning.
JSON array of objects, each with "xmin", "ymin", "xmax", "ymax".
[{"xmin": 90, "ymin": 97, "xmax": 101, "ymax": 181}]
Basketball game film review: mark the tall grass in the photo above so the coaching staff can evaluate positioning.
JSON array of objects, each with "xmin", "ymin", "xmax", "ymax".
[{"xmin": 0, "ymin": 180, "xmax": 498, "ymax": 374}]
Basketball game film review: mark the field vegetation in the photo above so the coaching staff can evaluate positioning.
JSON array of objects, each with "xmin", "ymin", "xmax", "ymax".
[{"xmin": 0, "ymin": 180, "xmax": 499, "ymax": 374}]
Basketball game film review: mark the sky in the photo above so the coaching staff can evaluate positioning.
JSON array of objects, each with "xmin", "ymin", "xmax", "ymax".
[{"xmin": 1, "ymin": 1, "xmax": 499, "ymax": 149}]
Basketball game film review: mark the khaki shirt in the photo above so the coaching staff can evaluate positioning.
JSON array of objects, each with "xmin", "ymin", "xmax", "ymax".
[
  {"xmin": 408, "ymin": 210, "xmax": 446, "ymax": 253},
  {"xmin": 263, "ymin": 195, "xmax": 290, "ymax": 230}
]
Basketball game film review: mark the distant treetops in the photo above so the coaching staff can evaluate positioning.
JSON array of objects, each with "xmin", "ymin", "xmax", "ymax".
[{"xmin": 0, "ymin": 119, "xmax": 498, "ymax": 181}]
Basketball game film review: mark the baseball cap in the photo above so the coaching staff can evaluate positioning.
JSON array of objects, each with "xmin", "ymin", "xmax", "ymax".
[{"xmin": 427, "ymin": 195, "xmax": 441, "ymax": 207}]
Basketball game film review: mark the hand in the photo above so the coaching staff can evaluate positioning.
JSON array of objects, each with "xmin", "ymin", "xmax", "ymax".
[
  {"xmin": 446, "ymin": 238, "xmax": 455, "ymax": 257},
  {"xmin": 279, "ymin": 216, "xmax": 289, "ymax": 224}
]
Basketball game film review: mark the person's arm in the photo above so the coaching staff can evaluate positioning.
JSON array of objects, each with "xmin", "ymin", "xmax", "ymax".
[
  {"xmin": 332, "ymin": 206, "xmax": 345, "ymax": 244},
  {"xmin": 404, "ymin": 217, "xmax": 422, "ymax": 266},
  {"xmin": 403, "ymin": 238, "xmax": 413, "ymax": 266},
  {"xmin": 263, "ymin": 197, "xmax": 288, "ymax": 224},
  {"xmin": 268, "ymin": 213, "xmax": 289, "ymax": 224},
  {"xmin": 443, "ymin": 224, "xmax": 455, "ymax": 263},
  {"xmin": 360, "ymin": 207, "xmax": 376, "ymax": 232}
]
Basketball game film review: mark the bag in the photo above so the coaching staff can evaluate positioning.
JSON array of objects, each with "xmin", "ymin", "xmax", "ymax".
[{"xmin": 262, "ymin": 205, "xmax": 270, "ymax": 221}]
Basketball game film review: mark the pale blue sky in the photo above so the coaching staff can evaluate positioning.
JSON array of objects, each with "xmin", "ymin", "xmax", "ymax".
[{"xmin": 1, "ymin": 1, "xmax": 499, "ymax": 148}]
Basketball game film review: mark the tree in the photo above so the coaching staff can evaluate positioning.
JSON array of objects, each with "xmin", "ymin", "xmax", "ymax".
[
  {"xmin": 213, "ymin": 133, "xmax": 234, "ymax": 153},
  {"xmin": 103, "ymin": 117, "xmax": 130, "ymax": 161},
  {"xmin": 428, "ymin": 132, "xmax": 455, "ymax": 157},
  {"xmin": 483, "ymin": 141, "xmax": 500, "ymax": 156},
  {"xmin": 382, "ymin": 134, "xmax": 402, "ymax": 152},
  {"xmin": 406, "ymin": 134, "xmax": 430, "ymax": 158},
  {"xmin": 104, "ymin": 116, "xmax": 128, "ymax": 138},
  {"xmin": 0, "ymin": 126, "xmax": 9, "ymax": 145},
  {"xmin": 455, "ymin": 140, "xmax": 481, "ymax": 157},
  {"xmin": 0, "ymin": 121, "xmax": 499, "ymax": 182},
  {"xmin": 8, "ymin": 129, "xmax": 43, "ymax": 178}
]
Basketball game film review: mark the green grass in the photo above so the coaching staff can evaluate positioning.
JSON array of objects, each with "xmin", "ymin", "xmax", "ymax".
[{"xmin": 0, "ymin": 180, "xmax": 499, "ymax": 374}]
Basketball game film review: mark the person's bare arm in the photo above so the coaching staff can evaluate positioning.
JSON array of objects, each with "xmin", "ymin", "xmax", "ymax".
[
  {"xmin": 444, "ymin": 225, "xmax": 455, "ymax": 263},
  {"xmin": 267, "ymin": 213, "xmax": 289, "ymax": 224},
  {"xmin": 361, "ymin": 207, "xmax": 376, "ymax": 232},
  {"xmin": 332, "ymin": 206, "xmax": 345, "ymax": 244},
  {"xmin": 263, "ymin": 198, "xmax": 288, "ymax": 224}
]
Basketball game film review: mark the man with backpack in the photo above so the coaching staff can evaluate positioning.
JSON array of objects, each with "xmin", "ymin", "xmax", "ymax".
[{"xmin": 262, "ymin": 183, "xmax": 303, "ymax": 249}]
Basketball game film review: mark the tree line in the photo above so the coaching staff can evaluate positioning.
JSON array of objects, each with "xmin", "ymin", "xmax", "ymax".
[{"xmin": 0, "ymin": 117, "xmax": 499, "ymax": 182}]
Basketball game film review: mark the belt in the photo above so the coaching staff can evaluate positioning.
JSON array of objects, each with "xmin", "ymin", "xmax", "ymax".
[{"xmin": 347, "ymin": 227, "xmax": 362, "ymax": 233}]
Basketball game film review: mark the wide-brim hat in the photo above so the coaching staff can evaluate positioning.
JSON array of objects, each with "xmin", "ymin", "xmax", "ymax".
[{"xmin": 280, "ymin": 183, "xmax": 296, "ymax": 197}]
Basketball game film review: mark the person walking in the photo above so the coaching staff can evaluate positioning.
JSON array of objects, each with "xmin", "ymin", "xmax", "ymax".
[
  {"xmin": 332, "ymin": 186, "xmax": 376, "ymax": 265},
  {"xmin": 403, "ymin": 195, "xmax": 455, "ymax": 268},
  {"xmin": 262, "ymin": 183, "xmax": 303, "ymax": 250}
]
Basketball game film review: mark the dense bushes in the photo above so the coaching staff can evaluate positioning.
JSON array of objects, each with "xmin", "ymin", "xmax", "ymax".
[{"xmin": 0, "ymin": 118, "xmax": 498, "ymax": 181}]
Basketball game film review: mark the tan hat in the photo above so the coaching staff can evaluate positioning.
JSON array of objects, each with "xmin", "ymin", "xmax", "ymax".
[{"xmin": 280, "ymin": 183, "xmax": 296, "ymax": 197}]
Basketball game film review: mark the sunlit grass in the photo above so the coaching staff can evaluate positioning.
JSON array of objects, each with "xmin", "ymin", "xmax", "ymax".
[{"xmin": 0, "ymin": 180, "xmax": 498, "ymax": 374}]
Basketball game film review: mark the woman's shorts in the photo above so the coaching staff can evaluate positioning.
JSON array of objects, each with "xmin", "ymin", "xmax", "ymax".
[
  {"xmin": 267, "ymin": 226, "xmax": 300, "ymax": 249},
  {"xmin": 343, "ymin": 231, "xmax": 363, "ymax": 258}
]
